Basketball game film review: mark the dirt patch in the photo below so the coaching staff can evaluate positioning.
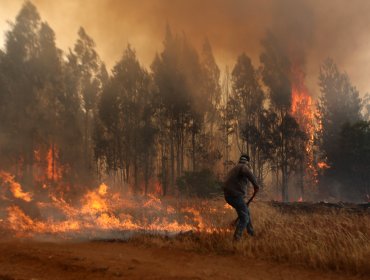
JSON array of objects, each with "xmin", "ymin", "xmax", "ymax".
[{"xmin": 0, "ymin": 239, "xmax": 366, "ymax": 280}]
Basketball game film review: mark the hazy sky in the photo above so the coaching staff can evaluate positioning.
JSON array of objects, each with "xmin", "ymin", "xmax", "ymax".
[{"xmin": 1, "ymin": 0, "xmax": 370, "ymax": 96}]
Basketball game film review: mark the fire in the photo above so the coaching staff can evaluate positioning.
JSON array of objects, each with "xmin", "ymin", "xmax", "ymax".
[
  {"xmin": 154, "ymin": 181, "xmax": 162, "ymax": 195},
  {"xmin": 34, "ymin": 149, "xmax": 41, "ymax": 162},
  {"xmin": 317, "ymin": 161, "xmax": 330, "ymax": 169},
  {"xmin": 0, "ymin": 171, "xmax": 33, "ymax": 202},
  {"xmin": 183, "ymin": 207, "xmax": 206, "ymax": 230},
  {"xmin": 47, "ymin": 145, "xmax": 63, "ymax": 181},
  {"xmin": 298, "ymin": 196, "xmax": 303, "ymax": 202},
  {"xmin": 166, "ymin": 205, "xmax": 176, "ymax": 214},
  {"xmin": 0, "ymin": 141, "xmax": 228, "ymax": 238},
  {"xmin": 290, "ymin": 63, "xmax": 319, "ymax": 193},
  {"xmin": 143, "ymin": 194, "xmax": 163, "ymax": 210},
  {"xmin": 81, "ymin": 188, "xmax": 109, "ymax": 214},
  {"xmin": 291, "ymin": 88, "xmax": 313, "ymax": 119},
  {"xmin": 98, "ymin": 183, "xmax": 108, "ymax": 196},
  {"xmin": 290, "ymin": 66, "xmax": 315, "ymax": 147},
  {"xmin": 0, "ymin": 171, "xmax": 223, "ymax": 238},
  {"xmin": 6, "ymin": 206, "xmax": 37, "ymax": 232},
  {"xmin": 224, "ymin": 203, "xmax": 232, "ymax": 210},
  {"xmin": 0, "ymin": 136, "xmax": 229, "ymax": 238},
  {"xmin": 32, "ymin": 145, "xmax": 66, "ymax": 184}
]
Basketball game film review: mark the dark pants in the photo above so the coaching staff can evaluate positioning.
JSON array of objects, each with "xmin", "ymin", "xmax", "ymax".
[{"xmin": 225, "ymin": 195, "xmax": 254, "ymax": 240}]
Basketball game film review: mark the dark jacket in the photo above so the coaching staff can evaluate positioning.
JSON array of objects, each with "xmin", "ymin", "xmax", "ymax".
[{"xmin": 223, "ymin": 163, "xmax": 258, "ymax": 197}]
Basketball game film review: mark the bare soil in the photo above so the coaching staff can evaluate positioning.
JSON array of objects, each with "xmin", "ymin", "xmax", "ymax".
[{"xmin": 0, "ymin": 239, "xmax": 366, "ymax": 280}]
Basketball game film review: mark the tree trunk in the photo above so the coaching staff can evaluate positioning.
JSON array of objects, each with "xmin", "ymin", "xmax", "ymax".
[
  {"xmin": 170, "ymin": 132, "xmax": 175, "ymax": 191},
  {"xmin": 299, "ymin": 159, "xmax": 304, "ymax": 199},
  {"xmin": 134, "ymin": 158, "xmax": 138, "ymax": 194},
  {"xmin": 281, "ymin": 164, "xmax": 288, "ymax": 202},
  {"xmin": 180, "ymin": 129, "xmax": 184, "ymax": 175},
  {"xmin": 162, "ymin": 143, "xmax": 168, "ymax": 196},
  {"xmin": 275, "ymin": 164, "xmax": 280, "ymax": 199},
  {"xmin": 144, "ymin": 160, "xmax": 149, "ymax": 195},
  {"xmin": 192, "ymin": 128, "xmax": 196, "ymax": 171},
  {"xmin": 176, "ymin": 134, "xmax": 181, "ymax": 179},
  {"xmin": 84, "ymin": 110, "xmax": 89, "ymax": 170}
]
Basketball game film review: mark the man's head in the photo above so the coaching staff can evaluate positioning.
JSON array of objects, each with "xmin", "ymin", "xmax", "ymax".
[{"xmin": 239, "ymin": 154, "xmax": 250, "ymax": 164}]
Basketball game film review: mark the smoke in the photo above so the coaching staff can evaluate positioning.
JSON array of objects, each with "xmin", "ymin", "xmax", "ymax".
[
  {"xmin": 1, "ymin": 0, "xmax": 369, "ymax": 95},
  {"xmin": 269, "ymin": 0, "xmax": 314, "ymax": 66}
]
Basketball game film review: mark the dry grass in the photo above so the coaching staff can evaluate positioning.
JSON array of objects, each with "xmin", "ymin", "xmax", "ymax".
[
  {"xmin": 1, "ymin": 193, "xmax": 368, "ymax": 275},
  {"xmin": 134, "ymin": 199, "xmax": 370, "ymax": 275}
]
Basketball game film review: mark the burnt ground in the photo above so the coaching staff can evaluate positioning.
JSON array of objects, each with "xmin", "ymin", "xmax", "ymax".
[{"xmin": 0, "ymin": 239, "xmax": 367, "ymax": 280}]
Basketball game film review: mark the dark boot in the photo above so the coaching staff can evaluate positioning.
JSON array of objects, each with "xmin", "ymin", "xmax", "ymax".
[
  {"xmin": 233, "ymin": 227, "xmax": 243, "ymax": 241},
  {"xmin": 246, "ymin": 219, "xmax": 254, "ymax": 236}
]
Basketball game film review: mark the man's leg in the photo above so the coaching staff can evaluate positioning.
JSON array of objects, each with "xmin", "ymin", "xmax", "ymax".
[
  {"xmin": 246, "ymin": 214, "xmax": 254, "ymax": 236},
  {"xmin": 234, "ymin": 198, "xmax": 250, "ymax": 240},
  {"xmin": 225, "ymin": 196, "xmax": 250, "ymax": 241}
]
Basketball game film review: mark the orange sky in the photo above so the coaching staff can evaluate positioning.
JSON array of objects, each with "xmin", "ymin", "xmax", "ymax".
[{"xmin": 1, "ymin": 0, "xmax": 370, "ymax": 96}]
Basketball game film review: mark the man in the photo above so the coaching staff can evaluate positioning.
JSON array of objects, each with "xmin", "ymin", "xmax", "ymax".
[{"xmin": 223, "ymin": 154, "xmax": 260, "ymax": 241}]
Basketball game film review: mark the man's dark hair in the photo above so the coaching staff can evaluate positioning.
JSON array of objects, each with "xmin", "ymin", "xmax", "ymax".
[{"xmin": 239, "ymin": 154, "xmax": 250, "ymax": 163}]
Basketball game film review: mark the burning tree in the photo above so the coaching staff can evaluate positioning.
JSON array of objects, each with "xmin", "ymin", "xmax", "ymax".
[
  {"xmin": 290, "ymin": 63, "xmax": 317, "ymax": 199},
  {"xmin": 0, "ymin": 1, "xmax": 369, "ymax": 221},
  {"xmin": 260, "ymin": 32, "xmax": 306, "ymax": 202}
]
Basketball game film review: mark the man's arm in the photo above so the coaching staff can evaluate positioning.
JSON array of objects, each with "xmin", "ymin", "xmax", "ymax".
[
  {"xmin": 246, "ymin": 184, "xmax": 259, "ymax": 206},
  {"xmin": 244, "ymin": 166, "xmax": 260, "ymax": 206}
]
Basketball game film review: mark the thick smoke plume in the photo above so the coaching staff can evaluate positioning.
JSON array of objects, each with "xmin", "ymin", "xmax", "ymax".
[{"xmin": 1, "ymin": 0, "xmax": 370, "ymax": 95}]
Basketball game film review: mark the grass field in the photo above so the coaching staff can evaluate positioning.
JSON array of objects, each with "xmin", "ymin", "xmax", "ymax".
[
  {"xmin": 133, "ymin": 199, "xmax": 370, "ymax": 275},
  {"xmin": 1, "ymin": 193, "xmax": 369, "ymax": 276}
]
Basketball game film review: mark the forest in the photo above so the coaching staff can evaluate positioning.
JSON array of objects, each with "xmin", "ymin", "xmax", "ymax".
[{"xmin": 0, "ymin": 1, "xmax": 369, "ymax": 202}]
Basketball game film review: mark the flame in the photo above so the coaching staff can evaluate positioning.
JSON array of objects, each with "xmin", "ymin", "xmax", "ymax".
[
  {"xmin": 32, "ymin": 145, "xmax": 67, "ymax": 185},
  {"xmin": 166, "ymin": 205, "xmax": 176, "ymax": 214},
  {"xmin": 317, "ymin": 161, "xmax": 330, "ymax": 169},
  {"xmin": 290, "ymin": 63, "xmax": 320, "ymax": 192},
  {"xmin": 6, "ymin": 206, "xmax": 37, "ymax": 233},
  {"xmin": 224, "ymin": 203, "xmax": 232, "ymax": 210},
  {"xmin": 47, "ymin": 145, "xmax": 63, "ymax": 181},
  {"xmin": 154, "ymin": 181, "xmax": 162, "ymax": 195},
  {"xmin": 143, "ymin": 194, "xmax": 163, "ymax": 210},
  {"xmin": 98, "ymin": 183, "xmax": 108, "ymax": 196},
  {"xmin": 0, "ymin": 171, "xmax": 33, "ymax": 202},
  {"xmin": 298, "ymin": 196, "xmax": 303, "ymax": 202},
  {"xmin": 290, "ymin": 67, "xmax": 315, "ymax": 147},
  {"xmin": 183, "ymin": 207, "xmax": 205, "ymax": 230},
  {"xmin": 81, "ymin": 189, "xmax": 108, "ymax": 214},
  {"xmin": 0, "ymin": 164, "xmax": 229, "ymax": 237},
  {"xmin": 34, "ymin": 149, "xmax": 41, "ymax": 162}
]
